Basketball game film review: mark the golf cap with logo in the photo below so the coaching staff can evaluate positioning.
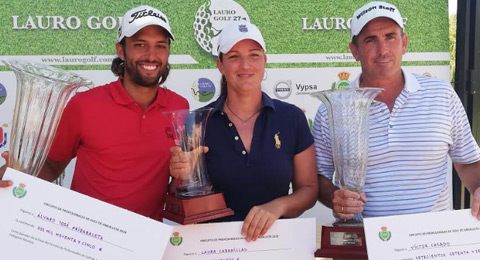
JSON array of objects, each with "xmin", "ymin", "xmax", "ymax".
[
  {"xmin": 117, "ymin": 5, "xmax": 175, "ymax": 42},
  {"xmin": 350, "ymin": 1, "xmax": 404, "ymax": 40},
  {"xmin": 217, "ymin": 20, "xmax": 266, "ymax": 54}
]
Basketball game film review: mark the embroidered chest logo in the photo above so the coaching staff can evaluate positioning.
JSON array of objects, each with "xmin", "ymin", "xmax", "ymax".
[
  {"xmin": 274, "ymin": 132, "xmax": 281, "ymax": 149},
  {"xmin": 165, "ymin": 127, "xmax": 174, "ymax": 140}
]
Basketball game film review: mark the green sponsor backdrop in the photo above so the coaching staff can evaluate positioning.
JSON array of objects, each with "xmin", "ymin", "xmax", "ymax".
[
  {"xmin": 0, "ymin": 0, "xmax": 451, "ymax": 219},
  {"xmin": 0, "ymin": 0, "xmax": 448, "ymax": 69}
]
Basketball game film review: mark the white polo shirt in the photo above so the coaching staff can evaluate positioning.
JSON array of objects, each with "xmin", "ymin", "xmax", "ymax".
[{"xmin": 313, "ymin": 69, "xmax": 480, "ymax": 218}]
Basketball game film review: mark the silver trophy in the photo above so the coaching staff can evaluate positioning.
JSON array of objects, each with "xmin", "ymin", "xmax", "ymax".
[
  {"xmin": 3, "ymin": 60, "xmax": 93, "ymax": 178},
  {"xmin": 312, "ymin": 87, "xmax": 383, "ymax": 223}
]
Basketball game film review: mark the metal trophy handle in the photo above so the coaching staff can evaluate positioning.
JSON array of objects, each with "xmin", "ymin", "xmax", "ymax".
[
  {"xmin": 312, "ymin": 87, "xmax": 383, "ymax": 259},
  {"xmin": 3, "ymin": 59, "xmax": 93, "ymax": 178},
  {"xmin": 162, "ymin": 108, "xmax": 233, "ymax": 224}
]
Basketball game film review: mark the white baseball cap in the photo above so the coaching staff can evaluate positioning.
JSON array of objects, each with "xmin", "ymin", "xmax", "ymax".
[
  {"xmin": 117, "ymin": 5, "xmax": 175, "ymax": 42},
  {"xmin": 350, "ymin": 1, "xmax": 404, "ymax": 40},
  {"xmin": 217, "ymin": 21, "xmax": 266, "ymax": 54}
]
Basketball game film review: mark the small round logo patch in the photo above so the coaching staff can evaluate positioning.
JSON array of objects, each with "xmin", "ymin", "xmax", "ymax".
[
  {"xmin": 170, "ymin": 232, "xmax": 183, "ymax": 246},
  {"xmin": 13, "ymin": 183, "xmax": 27, "ymax": 198},
  {"xmin": 0, "ymin": 83, "xmax": 7, "ymax": 106},
  {"xmin": 273, "ymin": 80, "xmax": 292, "ymax": 100},
  {"xmin": 331, "ymin": 71, "xmax": 351, "ymax": 90},
  {"xmin": 379, "ymin": 226, "xmax": 392, "ymax": 241},
  {"xmin": 192, "ymin": 78, "xmax": 216, "ymax": 102}
]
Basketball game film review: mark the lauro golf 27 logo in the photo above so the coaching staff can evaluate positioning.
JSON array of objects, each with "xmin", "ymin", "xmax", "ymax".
[
  {"xmin": 193, "ymin": 0, "xmax": 250, "ymax": 56},
  {"xmin": 13, "ymin": 183, "xmax": 27, "ymax": 198}
]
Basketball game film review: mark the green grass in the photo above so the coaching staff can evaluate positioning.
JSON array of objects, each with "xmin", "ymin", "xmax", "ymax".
[{"xmin": 0, "ymin": 0, "xmax": 448, "ymax": 69}]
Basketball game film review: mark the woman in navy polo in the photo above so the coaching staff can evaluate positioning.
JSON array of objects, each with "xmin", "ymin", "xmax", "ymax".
[{"xmin": 170, "ymin": 21, "xmax": 318, "ymax": 242}]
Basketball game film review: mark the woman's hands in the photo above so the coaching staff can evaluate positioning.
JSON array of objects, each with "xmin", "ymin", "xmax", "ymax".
[{"xmin": 242, "ymin": 201, "xmax": 283, "ymax": 242}]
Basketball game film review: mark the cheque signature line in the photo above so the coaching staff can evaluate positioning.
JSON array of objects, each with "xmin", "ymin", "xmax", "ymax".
[
  {"xmin": 247, "ymin": 248, "xmax": 292, "ymax": 253},
  {"xmin": 450, "ymin": 242, "xmax": 480, "ymax": 247},
  {"xmin": 33, "ymin": 215, "xmax": 134, "ymax": 252},
  {"xmin": 408, "ymin": 242, "xmax": 480, "ymax": 252}
]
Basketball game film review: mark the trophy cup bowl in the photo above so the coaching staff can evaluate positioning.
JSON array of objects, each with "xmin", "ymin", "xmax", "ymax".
[
  {"xmin": 312, "ymin": 87, "xmax": 383, "ymax": 259},
  {"xmin": 162, "ymin": 108, "xmax": 234, "ymax": 224},
  {"xmin": 2, "ymin": 59, "xmax": 92, "ymax": 179}
]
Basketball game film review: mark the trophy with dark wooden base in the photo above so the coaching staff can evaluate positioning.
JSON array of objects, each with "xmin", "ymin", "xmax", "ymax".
[
  {"xmin": 311, "ymin": 87, "xmax": 383, "ymax": 259},
  {"xmin": 317, "ymin": 224, "xmax": 367, "ymax": 259},
  {"xmin": 162, "ymin": 108, "xmax": 233, "ymax": 224}
]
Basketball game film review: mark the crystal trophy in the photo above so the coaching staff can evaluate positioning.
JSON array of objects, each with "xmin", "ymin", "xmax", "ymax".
[
  {"xmin": 162, "ymin": 108, "xmax": 233, "ymax": 224},
  {"xmin": 2, "ymin": 59, "xmax": 92, "ymax": 182},
  {"xmin": 312, "ymin": 87, "xmax": 383, "ymax": 259}
]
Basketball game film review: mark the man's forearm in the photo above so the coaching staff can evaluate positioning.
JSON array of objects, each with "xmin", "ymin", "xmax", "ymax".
[
  {"xmin": 38, "ymin": 158, "xmax": 69, "ymax": 182},
  {"xmin": 455, "ymin": 160, "xmax": 480, "ymax": 194},
  {"xmin": 317, "ymin": 174, "xmax": 337, "ymax": 209}
]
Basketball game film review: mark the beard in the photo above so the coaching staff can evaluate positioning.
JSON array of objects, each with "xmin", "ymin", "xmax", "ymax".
[{"xmin": 123, "ymin": 60, "xmax": 166, "ymax": 88}]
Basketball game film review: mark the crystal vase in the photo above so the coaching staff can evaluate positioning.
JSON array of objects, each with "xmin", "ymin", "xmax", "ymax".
[
  {"xmin": 3, "ymin": 59, "xmax": 93, "ymax": 179},
  {"xmin": 163, "ymin": 108, "xmax": 214, "ymax": 198},
  {"xmin": 311, "ymin": 87, "xmax": 383, "ymax": 223}
]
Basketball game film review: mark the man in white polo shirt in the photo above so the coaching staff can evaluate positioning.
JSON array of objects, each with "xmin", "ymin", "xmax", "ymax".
[{"xmin": 313, "ymin": 1, "xmax": 480, "ymax": 221}]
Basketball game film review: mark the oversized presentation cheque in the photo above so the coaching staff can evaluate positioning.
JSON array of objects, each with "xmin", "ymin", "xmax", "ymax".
[
  {"xmin": 0, "ymin": 168, "xmax": 173, "ymax": 260},
  {"xmin": 163, "ymin": 218, "xmax": 317, "ymax": 260},
  {"xmin": 364, "ymin": 209, "xmax": 480, "ymax": 260}
]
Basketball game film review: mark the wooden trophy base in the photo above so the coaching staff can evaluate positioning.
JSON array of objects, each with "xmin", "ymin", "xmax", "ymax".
[
  {"xmin": 162, "ymin": 192, "xmax": 234, "ymax": 225},
  {"xmin": 315, "ymin": 224, "xmax": 367, "ymax": 259}
]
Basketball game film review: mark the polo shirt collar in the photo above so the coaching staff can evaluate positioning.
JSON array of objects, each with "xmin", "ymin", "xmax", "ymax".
[
  {"xmin": 109, "ymin": 79, "xmax": 169, "ymax": 108},
  {"xmin": 349, "ymin": 68, "xmax": 421, "ymax": 93},
  {"xmin": 211, "ymin": 92, "xmax": 276, "ymax": 115},
  {"xmin": 402, "ymin": 68, "xmax": 421, "ymax": 93},
  {"xmin": 261, "ymin": 92, "xmax": 276, "ymax": 111}
]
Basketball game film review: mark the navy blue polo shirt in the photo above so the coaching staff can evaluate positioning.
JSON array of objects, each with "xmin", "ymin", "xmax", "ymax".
[{"xmin": 204, "ymin": 92, "xmax": 313, "ymax": 221}]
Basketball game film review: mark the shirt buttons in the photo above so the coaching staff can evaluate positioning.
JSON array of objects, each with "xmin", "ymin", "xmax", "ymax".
[
  {"xmin": 234, "ymin": 136, "xmax": 239, "ymax": 140},
  {"xmin": 221, "ymin": 112, "xmax": 224, "ymax": 115},
  {"xmin": 242, "ymin": 150, "xmax": 246, "ymax": 155},
  {"xmin": 142, "ymin": 115, "xmax": 146, "ymax": 119},
  {"xmin": 228, "ymin": 123, "xmax": 233, "ymax": 127}
]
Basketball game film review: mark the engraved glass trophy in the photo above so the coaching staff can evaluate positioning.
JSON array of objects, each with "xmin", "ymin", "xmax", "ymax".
[
  {"xmin": 162, "ymin": 108, "xmax": 233, "ymax": 224},
  {"xmin": 311, "ymin": 87, "xmax": 383, "ymax": 259},
  {"xmin": 2, "ymin": 60, "xmax": 92, "ymax": 182}
]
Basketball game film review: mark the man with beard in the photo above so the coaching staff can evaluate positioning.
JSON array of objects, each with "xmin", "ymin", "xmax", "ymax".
[{"xmin": 0, "ymin": 5, "xmax": 188, "ymax": 221}]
